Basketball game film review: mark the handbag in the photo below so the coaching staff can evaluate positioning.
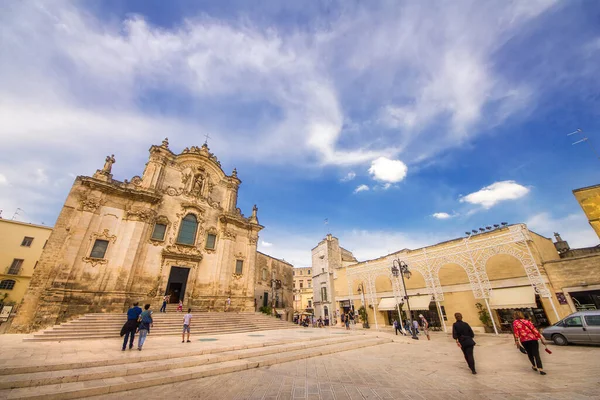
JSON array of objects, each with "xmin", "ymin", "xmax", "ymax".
[{"xmin": 518, "ymin": 345, "xmax": 527, "ymax": 354}]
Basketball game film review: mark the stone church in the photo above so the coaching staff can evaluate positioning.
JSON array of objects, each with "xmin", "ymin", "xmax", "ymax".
[{"xmin": 11, "ymin": 139, "xmax": 293, "ymax": 333}]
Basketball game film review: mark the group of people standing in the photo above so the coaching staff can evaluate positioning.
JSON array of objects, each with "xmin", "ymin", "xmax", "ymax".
[
  {"xmin": 120, "ymin": 302, "xmax": 194, "ymax": 351},
  {"xmin": 452, "ymin": 310, "xmax": 549, "ymax": 375},
  {"xmin": 392, "ymin": 314, "xmax": 430, "ymax": 340}
]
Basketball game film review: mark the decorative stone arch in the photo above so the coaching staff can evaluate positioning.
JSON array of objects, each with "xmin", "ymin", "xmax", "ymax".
[{"xmin": 477, "ymin": 243, "xmax": 551, "ymax": 298}]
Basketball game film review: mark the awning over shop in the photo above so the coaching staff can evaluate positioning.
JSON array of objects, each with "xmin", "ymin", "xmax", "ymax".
[
  {"xmin": 377, "ymin": 297, "xmax": 399, "ymax": 311},
  {"xmin": 489, "ymin": 286, "xmax": 536, "ymax": 309},
  {"xmin": 407, "ymin": 295, "xmax": 432, "ymax": 311}
]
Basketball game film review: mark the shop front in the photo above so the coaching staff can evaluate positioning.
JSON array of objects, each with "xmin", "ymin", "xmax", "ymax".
[{"xmin": 490, "ymin": 286, "xmax": 550, "ymax": 332}]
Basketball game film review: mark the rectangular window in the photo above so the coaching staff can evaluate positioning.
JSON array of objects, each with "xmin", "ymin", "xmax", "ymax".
[
  {"xmin": 151, "ymin": 223, "xmax": 167, "ymax": 241},
  {"xmin": 90, "ymin": 239, "xmax": 109, "ymax": 259},
  {"xmin": 235, "ymin": 260, "xmax": 244, "ymax": 275},
  {"xmin": 7, "ymin": 259, "xmax": 24, "ymax": 275},
  {"xmin": 585, "ymin": 315, "xmax": 600, "ymax": 326},
  {"xmin": 299, "ymin": 271, "xmax": 302, "ymax": 275},
  {"xmin": 21, "ymin": 237, "xmax": 34, "ymax": 247},
  {"xmin": 293, "ymin": 271, "xmax": 295, "ymax": 276},
  {"xmin": 300, "ymin": 281, "xmax": 304, "ymax": 289},
  {"xmin": 321, "ymin": 287, "xmax": 328, "ymax": 302},
  {"xmin": 308, "ymin": 300, "xmax": 312, "ymax": 307},
  {"xmin": 205, "ymin": 233, "xmax": 217, "ymax": 249},
  {"xmin": 308, "ymin": 270, "xmax": 311, "ymax": 275},
  {"xmin": 308, "ymin": 279, "xmax": 311, "ymax": 288}
]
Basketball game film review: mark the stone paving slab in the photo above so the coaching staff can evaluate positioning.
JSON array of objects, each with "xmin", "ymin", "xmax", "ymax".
[{"xmin": 87, "ymin": 330, "xmax": 600, "ymax": 400}]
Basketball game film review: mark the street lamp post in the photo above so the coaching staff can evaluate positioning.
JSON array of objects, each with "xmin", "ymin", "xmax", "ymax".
[
  {"xmin": 357, "ymin": 283, "xmax": 369, "ymax": 329},
  {"xmin": 392, "ymin": 259, "xmax": 419, "ymax": 340}
]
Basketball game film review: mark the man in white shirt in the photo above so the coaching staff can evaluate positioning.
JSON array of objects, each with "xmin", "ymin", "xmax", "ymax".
[{"xmin": 182, "ymin": 308, "xmax": 192, "ymax": 343}]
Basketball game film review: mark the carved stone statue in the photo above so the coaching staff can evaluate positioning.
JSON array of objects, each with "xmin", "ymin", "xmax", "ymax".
[
  {"xmin": 232, "ymin": 168, "xmax": 238, "ymax": 178},
  {"xmin": 162, "ymin": 137, "xmax": 169, "ymax": 148},
  {"xmin": 103, "ymin": 155, "xmax": 115, "ymax": 173},
  {"xmin": 252, "ymin": 204, "xmax": 258, "ymax": 217}
]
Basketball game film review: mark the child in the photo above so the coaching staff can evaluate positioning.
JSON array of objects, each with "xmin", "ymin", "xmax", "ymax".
[
  {"xmin": 182, "ymin": 308, "xmax": 192, "ymax": 343},
  {"xmin": 177, "ymin": 300, "xmax": 183, "ymax": 312}
]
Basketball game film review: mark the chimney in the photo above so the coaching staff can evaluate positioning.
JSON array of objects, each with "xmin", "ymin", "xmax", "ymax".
[{"xmin": 553, "ymin": 232, "xmax": 570, "ymax": 254}]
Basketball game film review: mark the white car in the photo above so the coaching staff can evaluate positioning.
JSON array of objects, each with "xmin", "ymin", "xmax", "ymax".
[{"xmin": 542, "ymin": 310, "xmax": 600, "ymax": 346}]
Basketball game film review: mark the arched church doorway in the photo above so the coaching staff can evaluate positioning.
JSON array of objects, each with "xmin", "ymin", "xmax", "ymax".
[{"xmin": 165, "ymin": 266, "xmax": 190, "ymax": 303}]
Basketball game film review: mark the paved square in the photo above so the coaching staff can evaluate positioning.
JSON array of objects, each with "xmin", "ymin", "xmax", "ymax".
[{"xmin": 88, "ymin": 329, "xmax": 600, "ymax": 400}]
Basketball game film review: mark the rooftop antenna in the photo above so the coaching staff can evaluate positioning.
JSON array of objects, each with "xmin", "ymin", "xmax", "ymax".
[
  {"xmin": 12, "ymin": 208, "xmax": 24, "ymax": 220},
  {"xmin": 568, "ymin": 128, "xmax": 600, "ymax": 161}
]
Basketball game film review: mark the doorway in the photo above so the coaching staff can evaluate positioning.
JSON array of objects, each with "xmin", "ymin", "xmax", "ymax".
[
  {"xmin": 263, "ymin": 292, "xmax": 269, "ymax": 308},
  {"xmin": 165, "ymin": 267, "xmax": 190, "ymax": 303}
]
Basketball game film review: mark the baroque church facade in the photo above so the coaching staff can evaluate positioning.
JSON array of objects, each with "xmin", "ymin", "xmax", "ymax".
[{"xmin": 11, "ymin": 139, "xmax": 291, "ymax": 332}]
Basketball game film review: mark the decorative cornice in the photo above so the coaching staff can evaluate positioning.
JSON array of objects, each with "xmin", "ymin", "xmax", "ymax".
[
  {"xmin": 219, "ymin": 212, "xmax": 264, "ymax": 230},
  {"xmin": 78, "ymin": 176, "xmax": 161, "ymax": 204},
  {"xmin": 162, "ymin": 244, "xmax": 203, "ymax": 262}
]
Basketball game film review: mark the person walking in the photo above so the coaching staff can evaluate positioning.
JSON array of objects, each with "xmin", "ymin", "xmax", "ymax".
[
  {"xmin": 225, "ymin": 296, "xmax": 231, "ymax": 312},
  {"xmin": 120, "ymin": 302, "xmax": 142, "ymax": 351},
  {"xmin": 403, "ymin": 319, "xmax": 411, "ymax": 335},
  {"xmin": 160, "ymin": 294, "xmax": 169, "ymax": 313},
  {"xmin": 512, "ymin": 311, "xmax": 548, "ymax": 375},
  {"xmin": 393, "ymin": 319, "xmax": 401, "ymax": 335},
  {"xmin": 137, "ymin": 304, "xmax": 153, "ymax": 351},
  {"xmin": 452, "ymin": 312, "xmax": 477, "ymax": 374},
  {"xmin": 182, "ymin": 308, "xmax": 192, "ymax": 343},
  {"xmin": 345, "ymin": 313, "xmax": 350, "ymax": 330},
  {"xmin": 177, "ymin": 300, "xmax": 183, "ymax": 312},
  {"xmin": 412, "ymin": 319, "xmax": 420, "ymax": 336},
  {"xmin": 419, "ymin": 314, "xmax": 431, "ymax": 340}
]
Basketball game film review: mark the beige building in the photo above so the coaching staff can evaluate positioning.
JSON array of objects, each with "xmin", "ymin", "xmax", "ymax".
[
  {"xmin": 315, "ymin": 225, "xmax": 575, "ymax": 333},
  {"xmin": 0, "ymin": 219, "xmax": 53, "ymax": 328},
  {"xmin": 312, "ymin": 235, "xmax": 357, "ymax": 323},
  {"xmin": 254, "ymin": 252, "xmax": 294, "ymax": 320},
  {"xmin": 573, "ymin": 183, "xmax": 600, "ymax": 239},
  {"xmin": 10, "ymin": 140, "xmax": 291, "ymax": 333},
  {"xmin": 292, "ymin": 266, "xmax": 313, "ymax": 314}
]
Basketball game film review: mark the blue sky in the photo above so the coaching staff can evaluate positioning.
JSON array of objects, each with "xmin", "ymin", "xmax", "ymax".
[{"xmin": 1, "ymin": 1, "xmax": 599, "ymax": 267}]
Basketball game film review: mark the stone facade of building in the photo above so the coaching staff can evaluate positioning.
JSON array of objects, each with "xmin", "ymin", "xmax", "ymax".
[
  {"xmin": 573, "ymin": 184, "xmax": 600, "ymax": 240},
  {"xmin": 0, "ymin": 219, "xmax": 53, "ymax": 331},
  {"xmin": 292, "ymin": 266, "xmax": 313, "ymax": 314},
  {"xmin": 313, "ymin": 226, "xmax": 574, "ymax": 333},
  {"xmin": 312, "ymin": 234, "xmax": 357, "ymax": 323},
  {"xmin": 254, "ymin": 252, "xmax": 294, "ymax": 320},
  {"xmin": 10, "ymin": 140, "xmax": 272, "ymax": 333}
]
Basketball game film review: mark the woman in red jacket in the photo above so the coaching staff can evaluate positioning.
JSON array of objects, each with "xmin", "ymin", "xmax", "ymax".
[{"xmin": 512, "ymin": 311, "xmax": 548, "ymax": 375}]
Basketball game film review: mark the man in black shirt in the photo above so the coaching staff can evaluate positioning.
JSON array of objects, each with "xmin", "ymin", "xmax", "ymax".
[{"xmin": 452, "ymin": 312, "xmax": 476, "ymax": 374}]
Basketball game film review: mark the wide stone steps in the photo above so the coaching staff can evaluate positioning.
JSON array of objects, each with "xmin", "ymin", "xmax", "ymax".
[
  {"xmin": 25, "ymin": 312, "xmax": 296, "ymax": 341},
  {"xmin": 0, "ymin": 335, "xmax": 391, "ymax": 399}
]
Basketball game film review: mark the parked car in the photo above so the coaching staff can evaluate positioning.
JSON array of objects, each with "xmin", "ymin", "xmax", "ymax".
[{"xmin": 542, "ymin": 310, "xmax": 600, "ymax": 345}]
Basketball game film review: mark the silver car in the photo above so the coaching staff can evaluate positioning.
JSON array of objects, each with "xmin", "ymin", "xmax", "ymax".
[{"xmin": 542, "ymin": 310, "xmax": 600, "ymax": 346}]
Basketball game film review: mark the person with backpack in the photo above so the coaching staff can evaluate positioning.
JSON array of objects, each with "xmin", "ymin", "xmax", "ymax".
[
  {"xmin": 513, "ymin": 311, "xmax": 549, "ymax": 375},
  {"xmin": 452, "ymin": 312, "xmax": 477, "ymax": 374},
  {"xmin": 137, "ymin": 304, "xmax": 153, "ymax": 351}
]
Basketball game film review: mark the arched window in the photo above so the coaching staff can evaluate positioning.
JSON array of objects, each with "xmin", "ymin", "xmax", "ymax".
[
  {"xmin": 0, "ymin": 280, "xmax": 16, "ymax": 290},
  {"xmin": 177, "ymin": 214, "xmax": 198, "ymax": 245},
  {"xmin": 262, "ymin": 269, "xmax": 268, "ymax": 281}
]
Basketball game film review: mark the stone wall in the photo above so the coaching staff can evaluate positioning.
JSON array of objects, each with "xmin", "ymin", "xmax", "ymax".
[
  {"xmin": 573, "ymin": 184, "xmax": 600, "ymax": 240},
  {"xmin": 254, "ymin": 252, "xmax": 294, "ymax": 321}
]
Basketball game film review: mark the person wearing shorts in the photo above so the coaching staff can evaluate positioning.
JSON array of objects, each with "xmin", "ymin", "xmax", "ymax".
[
  {"xmin": 182, "ymin": 308, "xmax": 192, "ymax": 343},
  {"xmin": 419, "ymin": 314, "xmax": 430, "ymax": 340}
]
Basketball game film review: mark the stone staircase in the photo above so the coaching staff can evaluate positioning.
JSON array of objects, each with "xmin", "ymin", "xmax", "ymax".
[
  {"xmin": 25, "ymin": 311, "xmax": 296, "ymax": 341},
  {"xmin": 0, "ymin": 333, "xmax": 391, "ymax": 399}
]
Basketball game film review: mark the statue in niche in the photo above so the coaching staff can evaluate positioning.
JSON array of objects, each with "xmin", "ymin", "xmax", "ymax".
[
  {"xmin": 190, "ymin": 174, "xmax": 204, "ymax": 197},
  {"xmin": 103, "ymin": 155, "xmax": 116, "ymax": 173}
]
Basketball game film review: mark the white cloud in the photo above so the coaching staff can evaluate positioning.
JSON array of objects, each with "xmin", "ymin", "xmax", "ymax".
[
  {"xmin": 526, "ymin": 212, "xmax": 599, "ymax": 248},
  {"xmin": 368, "ymin": 157, "xmax": 408, "ymax": 183},
  {"xmin": 340, "ymin": 172, "xmax": 356, "ymax": 182},
  {"xmin": 260, "ymin": 240, "xmax": 273, "ymax": 248},
  {"xmin": 432, "ymin": 212, "xmax": 454, "ymax": 220},
  {"xmin": 0, "ymin": 173, "xmax": 8, "ymax": 185},
  {"xmin": 460, "ymin": 180, "xmax": 530, "ymax": 209},
  {"xmin": 354, "ymin": 184, "xmax": 369, "ymax": 193}
]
